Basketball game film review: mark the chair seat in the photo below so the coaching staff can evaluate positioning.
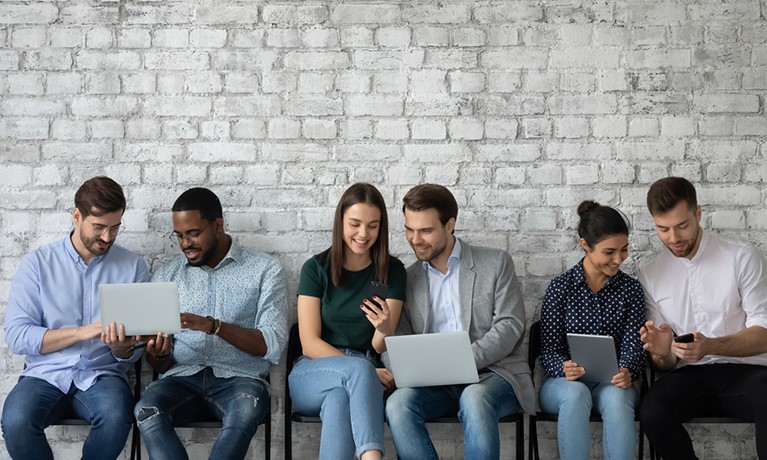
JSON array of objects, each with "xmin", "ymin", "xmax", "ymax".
[{"xmin": 53, "ymin": 418, "xmax": 90, "ymax": 426}]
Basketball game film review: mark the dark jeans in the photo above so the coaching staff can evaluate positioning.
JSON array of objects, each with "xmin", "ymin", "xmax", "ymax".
[
  {"xmin": 1, "ymin": 375, "xmax": 133, "ymax": 460},
  {"xmin": 134, "ymin": 367, "xmax": 269, "ymax": 460},
  {"xmin": 640, "ymin": 363, "xmax": 767, "ymax": 460}
]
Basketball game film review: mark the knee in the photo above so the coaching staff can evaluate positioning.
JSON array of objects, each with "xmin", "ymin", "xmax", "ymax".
[
  {"xmin": 597, "ymin": 387, "xmax": 637, "ymax": 418},
  {"xmin": 227, "ymin": 392, "xmax": 268, "ymax": 428},
  {"xmin": 1, "ymin": 409, "xmax": 32, "ymax": 436},
  {"xmin": 134, "ymin": 403, "xmax": 164, "ymax": 429},
  {"xmin": 557, "ymin": 381, "xmax": 592, "ymax": 409},
  {"xmin": 319, "ymin": 388, "xmax": 350, "ymax": 420},
  {"xmin": 638, "ymin": 391, "xmax": 665, "ymax": 425},
  {"xmin": 459, "ymin": 386, "xmax": 495, "ymax": 417},
  {"xmin": 385, "ymin": 389, "xmax": 418, "ymax": 424}
]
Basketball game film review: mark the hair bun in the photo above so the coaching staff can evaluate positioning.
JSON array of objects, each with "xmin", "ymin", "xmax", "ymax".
[{"xmin": 577, "ymin": 200, "xmax": 600, "ymax": 217}]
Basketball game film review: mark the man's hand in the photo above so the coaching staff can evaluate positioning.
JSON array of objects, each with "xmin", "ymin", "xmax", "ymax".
[
  {"xmin": 672, "ymin": 332, "xmax": 710, "ymax": 362},
  {"xmin": 611, "ymin": 367, "xmax": 633, "ymax": 389},
  {"xmin": 101, "ymin": 322, "xmax": 137, "ymax": 359},
  {"xmin": 563, "ymin": 360, "xmax": 585, "ymax": 381},
  {"xmin": 640, "ymin": 320, "xmax": 674, "ymax": 358},
  {"xmin": 180, "ymin": 312, "xmax": 214, "ymax": 333},
  {"xmin": 79, "ymin": 320, "xmax": 103, "ymax": 342},
  {"xmin": 376, "ymin": 368, "xmax": 395, "ymax": 391},
  {"xmin": 138, "ymin": 332, "xmax": 173, "ymax": 359}
]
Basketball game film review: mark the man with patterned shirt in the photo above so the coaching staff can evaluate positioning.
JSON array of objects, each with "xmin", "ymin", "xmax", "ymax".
[{"xmin": 134, "ymin": 187, "xmax": 288, "ymax": 459}]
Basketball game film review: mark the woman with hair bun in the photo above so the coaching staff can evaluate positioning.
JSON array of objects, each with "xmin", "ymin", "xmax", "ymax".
[{"xmin": 538, "ymin": 200, "xmax": 645, "ymax": 460}]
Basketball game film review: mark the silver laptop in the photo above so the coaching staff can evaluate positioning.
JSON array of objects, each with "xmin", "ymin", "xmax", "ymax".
[
  {"xmin": 566, "ymin": 333, "xmax": 619, "ymax": 383},
  {"xmin": 385, "ymin": 332, "xmax": 479, "ymax": 388},
  {"xmin": 99, "ymin": 282, "xmax": 181, "ymax": 336}
]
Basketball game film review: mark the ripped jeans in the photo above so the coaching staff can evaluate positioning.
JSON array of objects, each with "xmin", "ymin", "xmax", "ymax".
[{"xmin": 134, "ymin": 367, "xmax": 269, "ymax": 460}]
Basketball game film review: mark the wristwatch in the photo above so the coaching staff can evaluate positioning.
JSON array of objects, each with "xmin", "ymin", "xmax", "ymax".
[{"xmin": 206, "ymin": 316, "xmax": 222, "ymax": 335}]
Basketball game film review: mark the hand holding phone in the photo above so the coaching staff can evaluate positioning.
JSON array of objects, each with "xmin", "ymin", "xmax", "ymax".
[
  {"xmin": 363, "ymin": 281, "xmax": 389, "ymax": 314},
  {"xmin": 674, "ymin": 333, "xmax": 694, "ymax": 343}
]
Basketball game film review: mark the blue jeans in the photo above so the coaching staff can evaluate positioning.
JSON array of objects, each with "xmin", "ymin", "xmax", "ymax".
[
  {"xmin": 1, "ymin": 375, "xmax": 133, "ymax": 460},
  {"xmin": 289, "ymin": 351, "xmax": 385, "ymax": 460},
  {"xmin": 385, "ymin": 371, "xmax": 520, "ymax": 460},
  {"xmin": 539, "ymin": 377, "xmax": 639, "ymax": 460},
  {"xmin": 134, "ymin": 367, "xmax": 269, "ymax": 460}
]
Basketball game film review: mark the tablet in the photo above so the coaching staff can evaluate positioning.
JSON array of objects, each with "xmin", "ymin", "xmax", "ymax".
[
  {"xmin": 566, "ymin": 333, "xmax": 619, "ymax": 383},
  {"xmin": 385, "ymin": 332, "xmax": 479, "ymax": 388},
  {"xmin": 99, "ymin": 282, "xmax": 181, "ymax": 335}
]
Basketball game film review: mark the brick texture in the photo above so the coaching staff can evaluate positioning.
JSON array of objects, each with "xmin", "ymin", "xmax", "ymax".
[{"xmin": 1, "ymin": 1, "xmax": 765, "ymax": 459}]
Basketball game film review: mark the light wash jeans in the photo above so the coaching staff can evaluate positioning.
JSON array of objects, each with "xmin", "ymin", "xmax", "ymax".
[
  {"xmin": 1, "ymin": 375, "xmax": 133, "ymax": 460},
  {"xmin": 539, "ymin": 376, "xmax": 639, "ymax": 460},
  {"xmin": 385, "ymin": 371, "xmax": 520, "ymax": 460},
  {"xmin": 134, "ymin": 367, "xmax": 269, "ymax": 460},
  {"xmin": 289, "ymin": 350, "xmax": 385, "ymax": 460}
]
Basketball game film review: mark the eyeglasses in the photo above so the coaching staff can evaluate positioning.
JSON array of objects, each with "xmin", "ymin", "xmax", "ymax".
[
  {"xmin": 90, "ymin": 222, "xmax": 124, "ymax": 237},
  {"xmin": 169, "ymin": 222, "xmax": 210, "ymax": 244}
]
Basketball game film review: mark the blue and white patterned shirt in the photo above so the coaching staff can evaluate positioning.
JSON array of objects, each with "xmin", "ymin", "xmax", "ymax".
[
  {"xmin": 152, "ymin": 240, "xmax": 288, "ymax": 384},
  {"xmin": 540, "ymin": 259, "xmax": 646, "ymax": 381}
]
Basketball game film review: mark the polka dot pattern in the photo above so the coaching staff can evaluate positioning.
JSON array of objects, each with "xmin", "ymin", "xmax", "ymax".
[{"xmin": 539, "ymin": 259, "xmax": 646, "ymax": 381}]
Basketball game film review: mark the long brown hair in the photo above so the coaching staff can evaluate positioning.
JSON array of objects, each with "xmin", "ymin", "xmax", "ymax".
[{"xmin": 329, "ymin": 183, "xmax": 391, "ymax": 287}]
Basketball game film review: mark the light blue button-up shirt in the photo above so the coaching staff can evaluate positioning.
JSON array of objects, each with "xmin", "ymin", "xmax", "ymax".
[
  {"xmin": 153, "ymin": 241, "xmax": 288, "ymax": 385},
  {"xmin": 424, "ymin": 239, "xmax": 463, "ymax": 333},
  {"xmin": 4, "ymin": 236, "xmax": 150, "ymax": 392}
]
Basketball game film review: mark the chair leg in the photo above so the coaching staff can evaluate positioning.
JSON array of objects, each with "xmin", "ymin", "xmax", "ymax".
[
  {"xmin": 265, "ymin": 412, "xmax": 271, "ymax": 460},
  {"xmin": 516, "ymin": 416, "xmax": 524, "ymax": 460},
  {"xmin": 130, "ymin": 422, "xmax": 141, "ymax": 460},
  {"xmin": 284, "ymin": 416, "xmax": 291, "ymax": 460},
  {"xmin": 638, "ymin": 422, "xmax": 644, "ymax": 459},
  {"xmin": 528, "ymin": 415, "xmax": 538, "ymax": 460}
]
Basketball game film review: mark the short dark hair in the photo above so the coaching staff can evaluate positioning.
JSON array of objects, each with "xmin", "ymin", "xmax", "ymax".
[
  {"xmin": 577, "ymin": 200, "xmax": 629, "ymax": 248},
  {"xmin": 330, "ymin": 183, "xmax": 391, "ymax": 286},
  {"xmin": 646, "ymin": 177, "xmax": 697, "ymax": 216},
  {"xmin": 172, "ymin": 188, "xmax": 223, "ymax": 222},
  {"xmin": 402, "ymin": 184, "xmax": 458, "ymax": 227},
  {"xmin": 74, "ymin": 176, "xmax": 126, "ymax": 217}
]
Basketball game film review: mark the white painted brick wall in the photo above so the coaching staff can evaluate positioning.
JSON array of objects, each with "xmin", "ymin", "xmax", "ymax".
[{"xmin": 1, "ymin": 1, "xmax": 765, "ymax": 458}]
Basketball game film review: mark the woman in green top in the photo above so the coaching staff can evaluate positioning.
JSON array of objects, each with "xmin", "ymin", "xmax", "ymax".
[{"xmin": 288, "ymin": 183, "xmax": 407, "ymax": 460}]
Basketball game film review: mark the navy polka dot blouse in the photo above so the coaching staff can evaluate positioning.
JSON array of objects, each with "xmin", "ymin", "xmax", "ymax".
[{"xmin": 540, "ymin": 259, "xmax": 646, "ymax": 381}]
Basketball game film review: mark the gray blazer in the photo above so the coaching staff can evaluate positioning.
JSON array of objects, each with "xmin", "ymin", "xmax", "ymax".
[{"xmin": 394, "ymin": 239, "xmax": 536, "ymax": 415}]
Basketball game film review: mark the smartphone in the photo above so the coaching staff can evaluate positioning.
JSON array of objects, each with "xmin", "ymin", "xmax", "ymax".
[
  {"xmin": 364, "ymin": 281, "xmax": 389, "ymax": 313},
  {"xmin": 674, "ymin": 333, "xmax": 694, "ymax": 343}
]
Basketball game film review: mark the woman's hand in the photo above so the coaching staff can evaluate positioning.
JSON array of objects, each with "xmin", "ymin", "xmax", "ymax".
[
  {"xmin": 611, "ymin": 367, "xmax": 633, "ymax": 389},
  {"xmin": 376, "ymin": 368, "xmax": 395, "ymax": 391},
  {"xmin": 361, "ymin": 297, "xmax": 395, "ymax": 337},
  {"xmin": 563, "ymin": 360, "xmax": 585, "ymax": 381}
]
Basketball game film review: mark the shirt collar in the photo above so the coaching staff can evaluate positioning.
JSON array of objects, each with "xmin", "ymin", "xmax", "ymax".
[{"xmin": 421, "ymin": 238, "xmax": 462, "ymax": 272}]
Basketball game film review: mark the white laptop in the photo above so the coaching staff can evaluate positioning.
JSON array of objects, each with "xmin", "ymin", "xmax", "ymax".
[
  {"xmin": 566, "ymin": 333, "xmax": 619, "ymax": 384},
  {"xmin": 99, "ymin": 282, "xmax": 181, "ymax": 336},
  {"xmin": 385, "ymin": 332, "xmax": 479, "ymax": 388}
]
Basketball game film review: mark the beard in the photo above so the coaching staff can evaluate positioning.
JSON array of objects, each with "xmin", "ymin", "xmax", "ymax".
[
  {"xmin": 183, "ymin": 239, "xmax": 218, "ymax": 267},
  {"xmin": 664, "ymin": 227, "xmax": 700, "ymax": 258},
  {"xmin": 79, "ymin": 233, "xmax": 114, "ymax": 257},
  {"xmin": 411, "ymin": 240, "xmax": 447, "ymax": 262}
]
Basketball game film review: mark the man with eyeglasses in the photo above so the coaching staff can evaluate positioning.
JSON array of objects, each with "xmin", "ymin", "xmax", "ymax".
[
  {"xmin": 134, "ymin": 187, "xmax": 288, "ymax": 459},
  {"xmin": 2, "ymin": 176, "xmax": 149, "ymax": 460}
]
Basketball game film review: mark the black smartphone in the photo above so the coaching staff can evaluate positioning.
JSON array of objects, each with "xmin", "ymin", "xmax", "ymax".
[
  {"xmin": 674, "ymin": 333, "xmax": 694, "ymax": 343},
  {"xmin": 364, "ymin": 281, "xmax": 389, "ymax": 313}
]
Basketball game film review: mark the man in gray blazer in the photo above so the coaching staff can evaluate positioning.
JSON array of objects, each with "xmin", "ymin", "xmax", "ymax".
[{"xmin": 385, "ymin": 184, "xmax": 535, "ymax": 460}]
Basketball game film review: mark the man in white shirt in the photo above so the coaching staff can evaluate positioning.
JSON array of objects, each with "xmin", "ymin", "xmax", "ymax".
[{"xmin": 638, "ymin": 177, "xmax": 767, "ymax": 460}]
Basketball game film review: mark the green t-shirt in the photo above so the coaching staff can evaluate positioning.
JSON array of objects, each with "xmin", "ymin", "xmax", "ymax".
[{"xmin": 298, "ymin": 251, "xmax": 407, "ymax": 352}]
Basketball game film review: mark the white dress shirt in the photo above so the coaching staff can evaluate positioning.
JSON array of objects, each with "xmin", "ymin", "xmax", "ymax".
[
  {"xmin": 638, "ymin": 231, "xmax": 767, "ymax": 367},
  {"xmin": 424, "ymin": 239, "xmax": 462, "ymax": 333}
]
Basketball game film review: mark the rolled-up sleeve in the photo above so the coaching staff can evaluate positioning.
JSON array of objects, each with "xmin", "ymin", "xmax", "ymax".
[{"xmin": 256, "ymin": 260, "xmax": 289, "ymax": 364}]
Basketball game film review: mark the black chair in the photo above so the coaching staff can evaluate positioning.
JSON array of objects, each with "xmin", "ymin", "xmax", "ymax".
[
  {"xmin": 647, "ymin": 366, "xmax": 753, "ymax": 460},
  {"xmin": 284, "ymin": 323, "xmax": 525, "ymax": 459},
  {"xmin": 527, "ymin": 320, "xmax": 646, "ymax": 460},
  {"xmin": 144, "ymin": 368, "xmax": 271, "ymax": 460}
]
